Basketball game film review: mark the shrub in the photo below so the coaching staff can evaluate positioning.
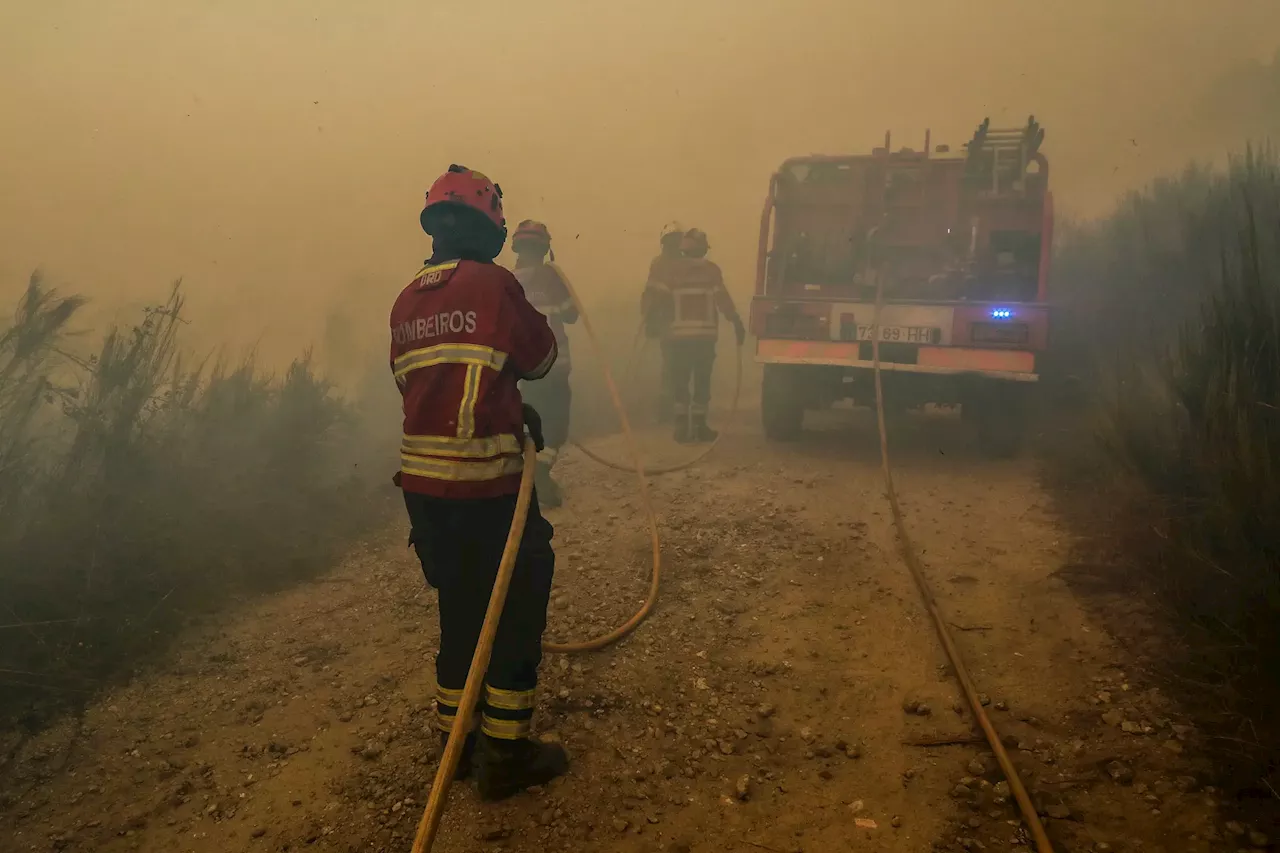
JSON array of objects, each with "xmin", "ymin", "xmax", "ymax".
[
  {"xmin": 0, "ymin": 276, "xmax": 387, "ymax": 721},
  {"xmin": 1051, "ymin": 146, "xmax": 1280, "ymax": 791}
]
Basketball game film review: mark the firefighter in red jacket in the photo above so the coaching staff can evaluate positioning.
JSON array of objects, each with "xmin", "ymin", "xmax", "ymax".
[
  {"xmin": 510, "ymin": 220, "xmax": 577, "ymax": 508},
  {"xmin": 390, "ymin": 164, "xmax": 568, "ymax": 801},
  {"xmin": 660, "ymin": 228, "xmax": 745, "ymax": 443}
]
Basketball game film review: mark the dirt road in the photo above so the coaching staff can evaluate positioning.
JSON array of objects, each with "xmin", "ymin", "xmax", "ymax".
[{"xmin": 0, "ymin": 409, "xmax": 1233, "ymax": 853}]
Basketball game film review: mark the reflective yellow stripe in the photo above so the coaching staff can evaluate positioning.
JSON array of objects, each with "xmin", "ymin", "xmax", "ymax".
[
  {"xmin": 435, "ymin": 683, "xmax": 464, "ymax": 706},
  {"xmin": 670, "ymin": 284, "xmax": 719, "ymax": 337},
  {"xmin": 535, "ymin": 298, "xmax": 577, "ymax": 317},
  {"xmin": 523, "ymin": 339, "xmax": 558, "ymax": 380},
  {"xmin": 392, "ymin": 343, "xmax": 507, "ymax": 379},
  {"xmin": 437, "ymin": 709, "xmax": 472, "ymax": 734},
  {"xmin": 673, "ymin": 289, "xmax": 717, "ymax": 322},
  {"xmin": 401, "ymin": 452, "xmax": 524, "ymax": 482},
  {"xmin": 481, "ymin": 716, "xmax": 532, "ymax": 739},
  {"xmin": 667, "ymin": 328, "xmax": 718, "ymax": 339},
  {"xmin": 414, "ymin": 261, "xmax": 460, "ymax": 279},
  {"xmin": 485, "ymin": 686, "xmax": 536, "ymax": 711},
  {"xmin": 456, "ymin": 364, "xmax": 482, "ymax": 439},
  {"xmin": 403, "ymin": 433, "xmax": 521, "ymax": 459}
]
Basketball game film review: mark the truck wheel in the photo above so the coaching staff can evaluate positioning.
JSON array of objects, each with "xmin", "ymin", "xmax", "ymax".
[
  {"xmin": 762, "ymin": 364, "xmax": 804, "ymax": 441},
  {"xmin": 968, "ymin": 384, "xmax": 1028, "ymax": 458}
]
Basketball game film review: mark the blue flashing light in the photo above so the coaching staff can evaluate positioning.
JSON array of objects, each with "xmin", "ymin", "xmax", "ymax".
[{"xmin": 990, "ymin": 308, "xmax": 1014, "ymax": 319}]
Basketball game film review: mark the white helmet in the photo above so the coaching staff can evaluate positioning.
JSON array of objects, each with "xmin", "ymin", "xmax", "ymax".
[{"xmin": 660, "ymin": 221, "xmax": 686, "ymax": 241}]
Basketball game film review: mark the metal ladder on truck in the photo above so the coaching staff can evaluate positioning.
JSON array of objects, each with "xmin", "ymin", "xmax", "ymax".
[{"xmin": 965, "ymin": 116, "xmax": 1044, "ymax": 195}]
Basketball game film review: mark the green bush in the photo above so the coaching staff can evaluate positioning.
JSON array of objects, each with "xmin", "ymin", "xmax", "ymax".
[
  {"xmin": 0, "ymin": 276, "xmax": 386, "ymax": 719},
  {"xmin": 1052, "ymin": 147, "xmax": 1280, "ymax": 788}
]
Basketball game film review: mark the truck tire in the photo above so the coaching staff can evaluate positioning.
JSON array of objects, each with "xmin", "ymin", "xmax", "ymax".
[
  {"xmin": 762, "ymin": 364, "xmax": 804, "ymax": 441},
  {"xmin": 967, "ymin": 383, "xmax": 1027, "ymax": 458}
]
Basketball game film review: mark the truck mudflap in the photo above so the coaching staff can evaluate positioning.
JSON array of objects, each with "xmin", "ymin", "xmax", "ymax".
[{"xmin": 755, "ymin": 339, "xmax": 1038, "ymax": 382}]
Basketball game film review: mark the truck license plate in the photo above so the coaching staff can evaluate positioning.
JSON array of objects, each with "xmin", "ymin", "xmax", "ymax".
[{"xmin": 856, "ymin": 324, "xmax": 937, "ymax": 343}]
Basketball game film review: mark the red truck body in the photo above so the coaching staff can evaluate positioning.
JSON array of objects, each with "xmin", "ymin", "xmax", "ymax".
[{"xmin": 749, "ymin": 118, "xmax": 1053, "ymax": 453}]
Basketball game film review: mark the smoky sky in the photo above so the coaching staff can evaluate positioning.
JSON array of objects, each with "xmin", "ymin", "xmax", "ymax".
[{"xmin": 2, "ymin": 0, "xmax": 1277, "ymax": 364}]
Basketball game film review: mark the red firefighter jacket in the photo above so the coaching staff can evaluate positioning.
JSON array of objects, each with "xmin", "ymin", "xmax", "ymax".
[
  {"xmin": 390, "ymin": 259, "xmax": 557, "ymax": 499},
  {"xmin": 651, "ymin": 257, "xmax": 740, "ymax": 341},
  {"xmin": 512, "ymin": 262, "xmax": 577, "ymax": 372}
]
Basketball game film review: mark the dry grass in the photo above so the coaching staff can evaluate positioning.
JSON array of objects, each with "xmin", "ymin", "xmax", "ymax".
[
  {"xmin": 0, "ymin": 275, "xmax": 388, "ymax": 725},
  {"xmin": 1046, "ymin": 146, "xmax": 1280, "ymax": 795}
]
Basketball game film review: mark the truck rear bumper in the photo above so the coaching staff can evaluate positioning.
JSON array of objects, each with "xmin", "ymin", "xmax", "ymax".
[{"xmin": 755, "ymin": 339, "xmax": 1039, "ymax": 382}]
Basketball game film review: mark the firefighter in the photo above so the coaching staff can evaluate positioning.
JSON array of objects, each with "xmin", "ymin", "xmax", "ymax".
[
  {"xmin": 390, "ymin": 164, "xmax": 569, "ymax": 801},
  {"xmin": 662, "ymin": 228, "xmax": 745, "ymax": 443},
  {"xmin": 640, "ymin": 221, "xmax": 686, "ymax": 422},
  {"xmin": 510, "ymin": 220, "xmax": 576, "ymax": 508}
]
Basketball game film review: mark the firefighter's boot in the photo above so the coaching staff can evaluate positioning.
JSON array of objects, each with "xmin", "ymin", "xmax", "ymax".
[
  {"xmin": 440, "ymin": 731, "xmax": 476, "ymax": 781},
  {"xmin": 534, "ymin": 461, "xmax": 562, "ymax": 508},
  {"xmin": 475, "ymin": 735, "xmax": 570, "ymax": 801},
  {"xmin": 690, "ymin": 413, "xmax": 719, "ymax": 443},
  {"xmin": 673, "ymin": 411, "xmax": 692, "ymax": 444}
]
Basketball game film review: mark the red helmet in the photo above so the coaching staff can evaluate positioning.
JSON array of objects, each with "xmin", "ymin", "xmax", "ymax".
[
  {"xmin": 513, "ymin": 220, "xmax": 551, "ymax": 245},
  {"xmin": 420, "ymin": 165, "xmax": 504, "ymax": 235}
]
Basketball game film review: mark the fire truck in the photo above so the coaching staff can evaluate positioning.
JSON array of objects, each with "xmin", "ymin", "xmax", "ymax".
[{"xmin": 749, "ymin": 117, "xmax": 1053, "ymax": 455}]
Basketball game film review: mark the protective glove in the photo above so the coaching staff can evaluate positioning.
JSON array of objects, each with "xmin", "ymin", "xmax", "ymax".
[
  {"xmin": 392, "ymin": 471, "xmax": 403, "ymax": 488},
  {"xmin": 732, "ymin": 316, "xmax": 747, "ymax": 347},
  {"xmin": 522, "ymin": 403, "xmax": 546, "ymax": 452}
]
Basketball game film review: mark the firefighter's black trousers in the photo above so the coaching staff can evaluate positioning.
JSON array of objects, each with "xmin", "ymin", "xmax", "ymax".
[
  {"xmin": 655, "ymin": 341, "xmax": 673, "ymax": 421},
  {"xmin": 403, "ymin": 490, "xmax": 555, "ymax": 740},
  {"xmin": 519, "ymin": 367, "xmax": 571, "ymax": 461},
  {"xmin": 664, "ymin": 337, "xmax": 717, "ymax": 418}
]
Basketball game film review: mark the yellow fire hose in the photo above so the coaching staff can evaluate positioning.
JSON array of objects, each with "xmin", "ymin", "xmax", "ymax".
[
  {"xmin": 572, "ymin": 327, "xmax": 744, "ymax": 476},
  {"xmin": 541, "ymin": 274, "xmax": 664, "ymax": 653},
  {"xmin": 870, "ymin": 277, "xmax": 1056, "ymax": 853}
]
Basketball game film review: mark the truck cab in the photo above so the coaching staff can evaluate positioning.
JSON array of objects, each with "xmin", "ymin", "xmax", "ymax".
[{"xmin": 749, "ymin": 117, "xmax": 1054, "ymax": 455}]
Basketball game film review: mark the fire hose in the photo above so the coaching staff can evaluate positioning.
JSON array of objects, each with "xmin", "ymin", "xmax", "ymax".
[
  {"xmin": 870, "ymin": 275, "xmax": 1056, "ymax": 853},
  {"xmin": 541, "ymin": 275, "xmax": 664, "ymax": 654}
]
